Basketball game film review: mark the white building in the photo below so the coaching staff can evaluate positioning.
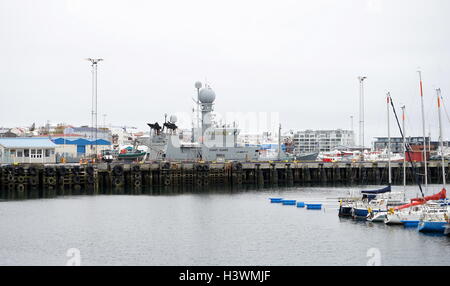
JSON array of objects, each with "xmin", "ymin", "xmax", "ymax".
[
  {"xmin": 293, "ymin": 129, "xmax": 355, "ymax": 153},
  {"xmin": 0, "ymin": 138, "xmax": 57, "ymax": 164}
]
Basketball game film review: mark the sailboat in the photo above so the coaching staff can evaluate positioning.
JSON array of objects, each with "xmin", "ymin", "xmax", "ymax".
[
  {"xmin": 385, "ymin": 72, "xmax": 431, "ymax": 226},
  {"xmin": 418, "ymin": 88, "xmax": 449, "ymax": 233},
  {"xmin": 387, "ymin": 188, "xmax": 446, "ymax": 226},
  {"xmin": 367, "ymin": 93, "xmax": 407, "ymax": 222}
]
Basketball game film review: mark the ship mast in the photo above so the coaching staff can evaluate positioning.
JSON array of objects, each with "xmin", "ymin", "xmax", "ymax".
[
  {"xmin": 418, "ymin": 70, "xmax": 428, "ymax": 192},
  {"xmin": 278, "ymin": 124, "xmax": 281, "ymax": 161},
  {"xmin": 387, "ymin": 92, "xmax": 392, "ymax": 185},
  {"xmin": 436, "ymin": 88, "xmax": 446, "ymax": 188},
  {"xmin": 401, "ymin": 105, "xmax": 406, "ymax": 195}
]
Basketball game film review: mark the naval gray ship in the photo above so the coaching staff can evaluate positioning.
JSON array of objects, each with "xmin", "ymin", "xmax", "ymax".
[{"xmin": 144, "ymin": 82, "xmax": 318, "ymax": 162}]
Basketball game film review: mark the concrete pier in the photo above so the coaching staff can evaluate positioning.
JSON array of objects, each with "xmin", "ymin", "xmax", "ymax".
[{"xmin": 0, "ymin": 161, "xmax": 448, "ymax": 200}]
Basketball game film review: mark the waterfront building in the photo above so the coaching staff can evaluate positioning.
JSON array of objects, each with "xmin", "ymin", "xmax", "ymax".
[
  {"xmin": 0, "ymin": 138, "xmax": 57, "ymax": 164},
  {"xmin": 372, "ymin": 137, "xmax": 435, "ymax": 153},
  {"xmin": 293, "ymin": 129, "xmax": 355, "ymax": 153},
  {"xmin": 52, "ymin": 137, "xmax": 111, "ymax": 158},
  {"xmin": 63, "ymin": 126, "xmax": 112, "ymax": 141}
]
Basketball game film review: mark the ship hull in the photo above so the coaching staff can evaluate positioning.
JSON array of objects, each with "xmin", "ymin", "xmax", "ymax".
[{"xmin": 418, "ymin": 221, "xmax": 447, "ymax": 233}]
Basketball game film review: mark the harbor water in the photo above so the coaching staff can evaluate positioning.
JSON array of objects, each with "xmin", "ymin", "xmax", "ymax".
[{"xmin": 0, "ymin": 185, "xmax": 449, "ymax": 266}]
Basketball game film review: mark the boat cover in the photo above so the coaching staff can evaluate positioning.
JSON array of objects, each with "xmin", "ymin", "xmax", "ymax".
[
  {"xmin": 361, "ymin": 185, "xmax": 391, "ymax": 195},
  {"xmin": 410, "ymin": 188, "xmax": 446, "ymax": 203},
  {"xmin": 394, "ymin": 188, "xmax": 447, "ymax": 211}
]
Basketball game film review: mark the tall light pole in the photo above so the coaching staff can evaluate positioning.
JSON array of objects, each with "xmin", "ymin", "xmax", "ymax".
[
  {"xmin": 350, "ymin": 115, "xmax": 354, "ymax": 146},
  {"xmin": 358, "ymin": 76, "xmax": 367, "ymax": 159},
  {"xmin": 86, "ymin": 58, "xmax": 103, "ymax": 158}
]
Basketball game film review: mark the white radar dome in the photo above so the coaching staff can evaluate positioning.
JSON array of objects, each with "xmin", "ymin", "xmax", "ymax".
[
  {"xmin": 169, "ymin": 115, "xmax": 178, "ymax": 123},
  {"xmin": 198, "ymin": 87, "xmax": 216, "ymax": 103}
]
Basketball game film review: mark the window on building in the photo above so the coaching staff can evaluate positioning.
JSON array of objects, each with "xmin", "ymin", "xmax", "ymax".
[
  {"xmin": 31, "ymin": 149, "xmax": 37, "ymax": 158},
  {"xmin": 10, "ymin": 149, "xmax": 16, "ymax": 156},
  {"xmin": 24, "ymin": 149, "xmax": 29, "ymax": 157},
  {"xmin": 37, "ymin": 149, "xmax": 42, "ymax": 158},
  {"xmin": 45, "ymin": 149, "xmax": 50, "ymax": 157},
  {"xmin": 17, "ymin": 150, "xmax": 23, "ymax": 157}
]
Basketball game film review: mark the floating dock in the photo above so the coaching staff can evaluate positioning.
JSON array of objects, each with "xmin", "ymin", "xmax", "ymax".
[{"xmin": 0, "ymin": 161, "xmax": 448, "ymax": 200}]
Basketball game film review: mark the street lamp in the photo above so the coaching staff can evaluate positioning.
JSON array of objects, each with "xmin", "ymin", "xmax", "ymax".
[{"xmin": 85, "ymin": 58, "xmax": 103, "ymax": 158}]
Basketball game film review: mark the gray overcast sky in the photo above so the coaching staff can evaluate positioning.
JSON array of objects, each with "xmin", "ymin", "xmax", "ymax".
[{"xmin": 1, "ymin": 0, "xmax": 450, "ymax": 145}]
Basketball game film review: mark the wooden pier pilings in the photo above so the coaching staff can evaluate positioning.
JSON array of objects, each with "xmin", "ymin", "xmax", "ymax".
[{"xmin": 0, "ymin": 161, "xmax": 448, "ymax": 200}]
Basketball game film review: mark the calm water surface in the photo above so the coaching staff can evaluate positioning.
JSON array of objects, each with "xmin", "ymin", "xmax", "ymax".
[{"xmin": 0, "ymin": 185, "xmax": 449, "ymax": 265}]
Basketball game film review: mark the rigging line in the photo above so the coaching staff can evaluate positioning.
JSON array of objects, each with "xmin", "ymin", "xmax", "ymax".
[
  {"xmin": 440, "ymin": 94, "xmax": 450, "ymax": 126},
  {"xmin": 389, "ymin": 94, "xmax": 425, "ymax": 198}
]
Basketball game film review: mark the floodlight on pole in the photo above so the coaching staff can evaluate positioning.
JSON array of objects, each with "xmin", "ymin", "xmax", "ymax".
[
  {"xmin": 85, "ymin": 58, "xmax": 103, "ymax": 159},
  {"xmin": 357, "ymin": 76, "xmax": 367, "ymax": 153}
]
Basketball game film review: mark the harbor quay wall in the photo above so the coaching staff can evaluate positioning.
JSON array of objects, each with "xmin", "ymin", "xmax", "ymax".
[{"xmin": 0, "ymin": 161, "xmax": 448, "ymax": 200}]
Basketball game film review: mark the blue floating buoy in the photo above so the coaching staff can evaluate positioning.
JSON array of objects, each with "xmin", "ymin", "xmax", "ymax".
[
  {"xmin": 270, "ymin": 198, "xmax": 283, "ymax": 203},
  {"xmin": 306, "ymin": 203, "xmax": 322, "ymax": 210},
  {"xmin": 297, "ymin": 202, "xmax": 305, "ymax": 208},
  {"xmin": 282, "ymin": 200, "xmax": 296, "ymax": 205}
]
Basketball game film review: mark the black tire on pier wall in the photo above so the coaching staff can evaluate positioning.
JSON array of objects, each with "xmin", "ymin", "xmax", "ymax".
[
  {"xmin": 113, "ymin": 177, "xmax": 123, "ymax": 186},
  {"xmin": 72, "ymin": 176, "xmax": 81, "ymax": 184},
  {"xmin": 134, "ymin": 180, "xmax": 142, "ymax": 187},
  {"xmin": 73, "ymin": 166, "xmax": 81, "ymax": 174},
  {"xmin": 7, "ymin": 183, "xmax": 15, "ymax": 191},
  {"xmin": 46, "ymin": 167, "xmax": 56, "ymax": 176},
  {"xmin": 29, "ymin": 177, "xmax": 38, "ymax": 186},
  {"xmin": 15, "ymin": 166, "xmax": 25, "ymax": 176},
  {"xmin": 132, "ymin": 165, "xmax": 140, "ymax": 172},
  {"xmin": 58, "ymin": 166, "xmax": 66, "ymax": 176},
  {"xmin": 7, "ymin": 174, "xmax": 15, "ymax": 183},
  {"xmin": 86, "ymin": 166, "xmax": 94, "ymax": 176},
  {"xmin": 113, "ymin": 165, "xmax": 124, "ymax": 176},
  {"xmin": 164, "ymin": 177, "xmax": 171, "ymax": 186},
  {"xmin": 28, "ymin": 166, "xmax": 38, "ymax": 176},
  {"xmin": 16, "ymin": 184, "xmax": 25, "ymax": 193},
  {"xmin": 47, "ymin": 177, "xmax": 56, "ymax": 185},
  {"xmin": 86, "ymin": 176, "xmax": 95, "ymax": 185}
]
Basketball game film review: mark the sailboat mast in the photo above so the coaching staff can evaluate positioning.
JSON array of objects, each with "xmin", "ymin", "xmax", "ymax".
[
  {"xmin": 278, "ymin": 124, "xmax": 281, "ymax": 161},
  {"xmin": 401, "ymin": 105, "xmax": 406, "ymax": 193},
  {"xmin": 418, "ymin": 71, "xmax": 428, "ymax": 192},
  {"xmin": 389, "ymin": 96, "xmax": 425, "ymax": 197},
  {"xmin": 387, "ymin": 93, "xmax": 392, "ymax": 185},
  {"xmin": 436, "ymin": 88, "xmax": 446, "ymax": 188}
]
